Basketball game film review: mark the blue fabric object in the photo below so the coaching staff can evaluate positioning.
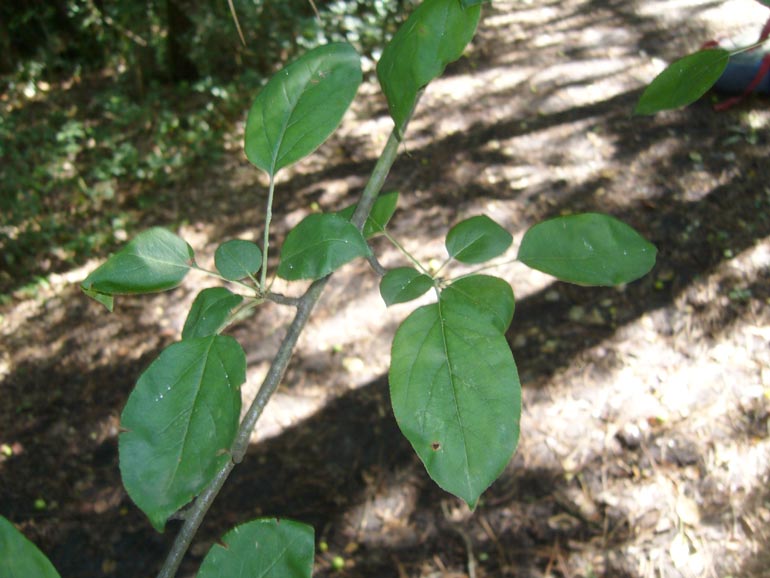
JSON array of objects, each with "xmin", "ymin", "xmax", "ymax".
[{"xmin": 713, "ymin": 50, "xmax": 770, "ymax": 95}]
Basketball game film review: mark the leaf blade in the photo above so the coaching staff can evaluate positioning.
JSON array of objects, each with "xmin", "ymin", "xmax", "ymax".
[
  {"xmin": 377, "ymin": 0, "xmax": 481, "ymax": 136},
  {"xmin": 119, "ymin": 336, "xmax": 245, "ymax": 532},
  {"xmin": 635, "ymin": 49, "xmax": 729, "ymax": 115},
  {"xmin": 0, "ymin": 516, "xmax": 61, "ymax": 578},
  {"xmin": 517, "ymin": 213, "xmax": 657, "ymax": 286},
  {"xmin": 197, "ymin": 518, "xmax": 314, "ymax": 578},
  {"xmin": 215, "ymin": 239, "xmax": 262, "ymax": 281},
  {"xmin": 380, "ymin": 267, "xmax": 434, "ymax": 306},
  {"xmin": 182, "ymin": 287, "xmax": 244, "ymax": 339},
  {"xmin": 277, "ymin": 214, "xmax": 371, "ymax": 281},
  {"xmin": 337, "ymin": 191, "xmax": 399, "ymax": 238},
  {"xmin": 245, "ymin": 43, "xmax": 362, "ymax": 176},
  {"xmin": 446, "ymin": 215, "xmax": 512, "ymax": 264},
  {"xmin": 81, "ymin": 227, "xmax": 193, "ymax": 297},
  {"xmin": 389, "ymin": 277, "xmax": 521, "ymax": 507}
]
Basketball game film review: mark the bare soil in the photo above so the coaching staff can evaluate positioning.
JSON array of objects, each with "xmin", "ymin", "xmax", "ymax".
[{"xmin": 2, "ymin": 1, "xmax": 770, "ymax": 577}]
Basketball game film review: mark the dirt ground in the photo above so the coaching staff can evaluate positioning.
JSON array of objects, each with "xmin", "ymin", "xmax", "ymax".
[{"xmin": 2, "ymin": 0, "xmax": 770, "ymax": 576}]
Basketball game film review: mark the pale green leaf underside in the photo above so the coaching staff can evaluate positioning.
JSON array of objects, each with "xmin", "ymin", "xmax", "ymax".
[
  {"xmin": 119, "ymin": 336, "xmax": 245, "ymax": 532},
  {"xmin": 389, "ymin": 275, "xmax": 520, "ymax": 507},
  {"xmin": 517, "ymin": 213, "xmax": 657, "ymax": 286},
  {"xmin": 245, "ymin": 42, "xmax": 362, "ymax": 176},
  {"xmin": 197, "ymin": 518, "xmax": 314, "ymax": 578},
  {"xmin": 377, "ymin": 0, "xmax": 481, "ymax": 136},
  {"xmin": 81, "ymin": 227, "xmax": 193, "ymax": 297},
  {"xmin": 0, "ymin": 516, "xmax": 61, "ymax": 578},
  {"xmin": 635, "ymin": 49, "xmax": 729, "ymax": 114}
]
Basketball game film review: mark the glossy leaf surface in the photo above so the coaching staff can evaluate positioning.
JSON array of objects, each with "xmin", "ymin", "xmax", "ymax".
[
  {"xmin": 0, "ymin": 516, "xmax": 61, "ymax": 578},
  {"xmin": 81, "ymin": 228, "xmax": 193, "ymax": 297},
  {"xmin": 215, "ymin": 240, "xmax": 262, "ymax": 281},
  {"xmin": 197, "ymin": 518, "xmax": 314, "ymax": 578},
  {"xmin": 337, "ymin": 191, "xmax": 399, "ymax": 238},
  {"xmin": 380, "ymin": 267, "xmax": 434, "ymax": 306},
  {"xmin": 635, "ymin": 49, "xmax": 729, "ymax": 114},
  {"xmin": 446, "ymin": 215, "xmax": 512, "ymax": 264},
  {"xmin": 119, "ymin": 336, "xmax": 245, "ymax": 532},
  {"xmin": 390, "ymin": 275, "xmax": 520, "ymax": 507},
  {"xmin": 245, "ymin": 43, "xmax": 362, "ymax": 176},
  {"xmin": 518, "ymin": 213, "xmax": 657, "ymax": 286},
  {"xmin": 377, "ymin": 0, "xmax": 480, "ymax": 136},
  {"xmin": 182, "ymin": 287, "xmax": 244, "ymax": 339},
  {"xmin": 277, "ymin": 214, "xmax": 370, "ymax": 280}
]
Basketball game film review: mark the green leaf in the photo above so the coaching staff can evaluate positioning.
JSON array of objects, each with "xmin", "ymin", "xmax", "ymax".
[
  {"xmin": 197, "ymin": 518, "xmax": 314, "ymax": 578},
  {"xmin": 377, "ymin": 0, "xmax": 481, "ymax": 136},
  {"xmin": 635, "ymin": 49, "xmax": 729, "ymax": 114},
  {"xmin": 0, "ymin": 516, "xmax": 61, "ymax": 578},
  {"xmin": 81, "ymin": 228, "xmax": 194, "ymax": 300},
  {"xmin": 389, "ymin": 275, "xmax": 521, "ymax": 507},
  {"xmin": 337, "ymin": 191, "xmax": 399, "ymax": 239},
  {"xmin": 245, "ymin": 43, "xmax": 362, "ymax": 176},
  {"xmin": 446, "ymin": 215, "xmax": 512, "ymax": 264},
  {"xmin": 182, "ymin": 288, "xmax": 244, "ymax": 339},
  {"xmin": 215, "ymin": 240, "xmax": 262, "ymax": 281},
  {"xmin": 82, "ymin": 287, "xmax": 114, "ymax": 312},
  {"xmin": 380, "ymin": 267, "xmax": 434, "ymax": 306},
  {"xmin": 119, "ymin": 336, "xmax": 245, "ymax": 532},
  {"xmin": 756, "ymin": 0, "xmax": 770, "ymax": 6},
  {"xmin": 461, "ymin": 0, "xmax": 487, "ymax": 6},
  {"xmin": 277, "ymin": 214, "xmax": 371, "ymax": 281},
  {"xmin": 517, "ymin": 213, "xmax": 657, "ymax": 286},
  {"xmin": 442, "ymin": 275, "xmax": 515, "ymax": 333}
]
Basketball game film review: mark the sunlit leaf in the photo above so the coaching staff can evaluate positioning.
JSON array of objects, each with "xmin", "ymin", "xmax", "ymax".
[
  {"xmin": 337, "ymin": 191, "xmax": 399, "ymax": 238},
  {"xmin": 635, "ymin": 49, "xmax": 729, "ymax": 114},
  {"xmin": 380, "ymin": 267, "xmax": 434, "ymax": 306},
  {"xmin": 197, "ymin": 518, "xmax": 314, "ymax": 578},
  {"xmin": 182, "ymin": 287, "xmax": 244, "ymax": 339},
  {"xmin": 277, "ymin": 214, "xmax": 371, "ymax": 280},
  {"xmin": 215, "ymin": 239, "xmax": 262, "ymax": 281},
  {"xmin": 119, "ymin": 336, "xmax": 245, "ymax": 532},
  {"xmin": 377, "ymin": 0, "xmax": 481, "ymax": 136},
  {"xmin": 517, "ymin": 213, "xmax": 657, "ymax": 286},
  {"xmin": 245, "ymin": 43, "xmax": 362, "ymax": 176},
  {"xmin": 81, "ymin": 228, "xmax": 194, "ymax": 301},
  {"xmin": 446, "ymin": 215, "xmax": 512, "ymax": 264},
  {"xmin": 389, "ymin": 275, "xmax": 520, "ymax": 508},
  {"xmin": 0, "ymin": 516, "xmax": 61, "ymax": 578}
]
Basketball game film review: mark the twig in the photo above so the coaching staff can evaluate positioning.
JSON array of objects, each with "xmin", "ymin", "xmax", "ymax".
[
  {"xmin": 156, "ymin": 121, "xmax": 407, "ymax": 578},
  {"xmin": 226, "ymin": 0, "xmax": 247, "ymax": 47}
]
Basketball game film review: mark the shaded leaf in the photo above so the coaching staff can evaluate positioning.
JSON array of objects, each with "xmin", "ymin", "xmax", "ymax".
[
  {"xmin": 277, "ymin": 214, "xmax": 371, "ymax": 280},
  {"xmin": 0, "ymin": 516, "xmax": 61, "ymax": 578},
  {"xmin": 197, "ymin": 518, "xmax": 314, "ymax": 578},
  {"xmin": 517, "ymin": 213, "xmax": 657, "ymax": 286},
  {"xmin": 182, "ymin": 288, "xmax": 244, "ymax": 339},
  {"xmin": 81, "ymin": 228, "xmax": 193, "ymax": 299},
  {"xmin": 215, "ymin": 240, "xmax": 262, "ymax": 281},
  {"xmin": 119, "ymin": 336, "xmax": 245, "ymax": 532},
  {"xmin": 461, "ymin": 0, "xmax": 487, "ymax": 6},
  {"xmin": 389, "ymin": 275, "xmax": 521, "ymax": 507},
  {"xmin": 337, "ymin": 191, "xmax": 399, "ymax": 238},
  {"xmin": 380, "ymin": 267, "xmax": 434, "ymax": 306},
  {"xmin": 635, "ymin": 49, "xmax": 729, "ymax": 114},
  {"xmin": 245, "ymin": 43, "xmax": 362, "ymax": 176},
  {"xmin": 377, "ymin": 0, "xmax": 481, "ymax": 136},
  {"xmin": 446, "ymin": 215, "xmax": 512, "ymax": 264}
]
